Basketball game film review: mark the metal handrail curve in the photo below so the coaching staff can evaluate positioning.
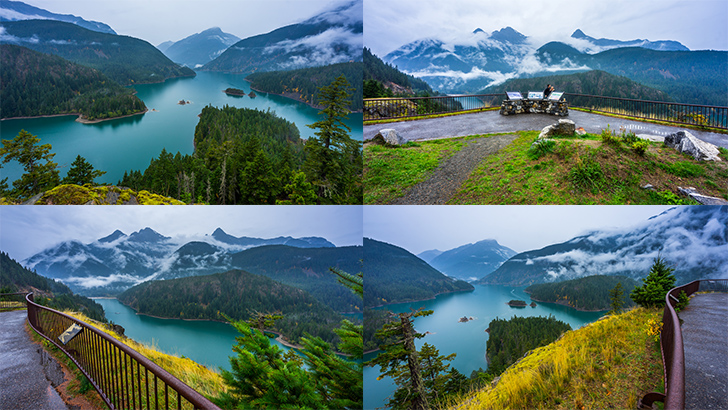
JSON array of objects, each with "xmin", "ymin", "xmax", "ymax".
[
  {"xmin": 639, "ymin": 279, "xmax": 728, "ymax": 410},
  {"xmin": 25, "ymin": 293, "xmax": 220, "ymax": 410}
]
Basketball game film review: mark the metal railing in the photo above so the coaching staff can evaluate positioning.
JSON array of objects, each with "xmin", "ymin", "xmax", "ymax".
[
  {"xmin": 25, "ymin": 293, "xmax": 220, "ymax": 410},
  {"xmin": 0, "ymin": 292, "xmax": 28, "ymax": 310},
  {"xmin": 565, "ymin": 94, "xmax": 728, "ymax": 130},
  {"xmin": 364, "ymin": 93, "xmax": 728, "ymax": 130},
  {"xmin": 364, "ymin": 94, "xmax": 501, "ymax": 120},
  {"xmin": 639, "ymin": 279, "xmax": 728, "ymax": 410}
]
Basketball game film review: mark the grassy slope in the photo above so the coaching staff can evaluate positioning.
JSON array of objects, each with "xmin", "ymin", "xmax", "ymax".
[
  {"xmin": 452, "ymin": 308, "xmax": 664, "ymax": 410},
  {"xmin": 364, "ymin": 129, "xmax": 728, "ymax": 205}
]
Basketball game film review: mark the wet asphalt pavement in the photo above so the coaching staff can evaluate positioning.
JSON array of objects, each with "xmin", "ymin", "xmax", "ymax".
[
  {"xmin": 364, "ymin": 110, "xmax": 728, "ymax": 148},
  {"xmin": 679, "ymin": 293, "xmax": 728, "ymax": 410},
  {"xmin": 0, "ymin": 310, "xmax": 68, "ymax": 410}
]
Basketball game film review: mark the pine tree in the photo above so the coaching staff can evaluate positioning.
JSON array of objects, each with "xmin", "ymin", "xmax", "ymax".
[
  {"xmin": 609, "ymin": 282, "xmax": 625, "ymax": 314},
  {"xmin": 0, "ymin": 129, "xmax": 60, "ymax": 199},
  {"xmin": 630, "ymin": 254, "xmax": 676, "ymax": 308},
  {"xmin": 61, "ymin": 155, "xmax": 106, "ymax": 186}
]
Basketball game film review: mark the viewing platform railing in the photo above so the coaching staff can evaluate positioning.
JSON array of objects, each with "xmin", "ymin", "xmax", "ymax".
[
  {"xmin": 24, "ymin": 293, "xmax": 220, "ymax": 410},
  {"xmin": 364, "ymin": 93, "xmax": 728, "ymax": 130},
  {"xmin": 639, "ymin": 279, "xmax": 728, "ymax": 410}
]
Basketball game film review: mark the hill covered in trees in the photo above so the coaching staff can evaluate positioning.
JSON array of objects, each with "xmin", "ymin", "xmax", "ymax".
[
  {"xmin": 0, "ymin": 251, "xmax": 106, "ymax": 322},
  {"xmin": 0, "ymin": 19, "xmax": 195, "ymax": 85},
  {"xmin": 525, "ymin": 275, "xmax": 639, "ymax": 311},
  {"xmin": 246, "ymin": 62, "xmax": 363, "ymax": 111},
  {"xmin": 117, "ymin": 269, "xmax": 345, "ymax": 346},
  {"xmin": 363, "ymin": 47, "xmax": 433, "ymax": 98},
  {"xmin": 364, "ymin": 238, "xmax": 474, "ymax": 308},
  {"xmin": 231, "ymin": 244, "xmax": 363, "ymax": 313},
  {"xmin": 1, "ymin": 44, "xmax": 146, "ymax": 120},
  {"xmin": 480, "ymin": 70, "xmax": 673, "ymax": 106}
]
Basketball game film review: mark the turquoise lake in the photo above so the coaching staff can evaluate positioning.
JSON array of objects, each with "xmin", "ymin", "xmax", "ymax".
[
  {"xmin": 1, "ymin": 71, "xmax": 363, "ymax": 185},
  {"xmin": 94, "ymin": 298, "xmax": 294, "ymax": 372},
  {"xmin": 364, "ymin": 284, "xmax": 605, "ymax": 409}
]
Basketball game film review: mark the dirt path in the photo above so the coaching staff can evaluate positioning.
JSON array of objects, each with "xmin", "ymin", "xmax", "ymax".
[{"xmin": 390, "ymin": 134, "xmax": 519, "ymax": 204}]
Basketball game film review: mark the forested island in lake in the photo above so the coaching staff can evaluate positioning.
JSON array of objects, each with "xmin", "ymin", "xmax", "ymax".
[{"xmin": 525, "ymin": 275, "xmax": 638, "ymax": 311}]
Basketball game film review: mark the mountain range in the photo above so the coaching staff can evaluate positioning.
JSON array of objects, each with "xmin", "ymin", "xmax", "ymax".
[
  {"xmin": 421, "ymin": 239, "xmax": 517, "ymax": 282},
  {"xmin": 478, "ymin": 206, "xmax": 727, "ymax": 286},
  {"xmin": 202, "ymin": 0, "xmax": 362, "ymax": 73},
  {"xmin": 157, "ymin": 27, "xmax": 240, "ymax": 68},
  {"xmin": 22, "ymin": 227, "xmax": 339, "ymax": 296},
  {"xmin": 0, "ymin": 0, "xmax": 115, "ymax": 34},
  {"xmin": 381, "ymin": 27, "xmax": 726, "ymax": 105}
]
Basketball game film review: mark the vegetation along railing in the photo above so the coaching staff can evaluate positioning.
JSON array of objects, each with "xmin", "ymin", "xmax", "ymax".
[
  {"xmin": 639, "ymin": 279, "xmax": 728, "ymax": 410},
  {"xmin": 0, "ymin": 292, "xmax": 28, "ymax": 310},
  {"xmin": 364, "ymin": 93, "xmax": 728, "ymax": 130},
  {"xmin": 25, "ymin": 293, "xmax": 220, "ymax": 410}
]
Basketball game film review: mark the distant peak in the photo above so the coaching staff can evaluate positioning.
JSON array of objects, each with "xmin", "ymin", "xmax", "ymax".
[
  {"xmin": 490, "ymin": 26, "xmax": 527, "ymax": 43},
  {"xmin": 571, "ymin": 29, "xmax": 587, "ymax": 38},
  {"xmin": 212, "ymin": 227, "xmax": 227, "ymax": 235},
  {"xmin": 98, "ymin": 229, "xmax": 126, "ymax": 243},
  {"xmin": 473, "ymin": 28, "xmax": 485, "ymax": 34},
  {"xmin": 128, "ymin": 227, "xmax": 169, "ymax": 243}
]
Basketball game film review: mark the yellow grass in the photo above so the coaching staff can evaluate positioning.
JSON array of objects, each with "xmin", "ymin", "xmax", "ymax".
[{"xmin": 452, "ymin": 307, "xmax": 664, "ymax": 410}]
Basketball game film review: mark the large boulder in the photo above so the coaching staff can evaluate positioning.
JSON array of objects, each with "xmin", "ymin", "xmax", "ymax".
[
  {"xmin": 374, "ymin": 128, "xmax": 409, "ymax": 146},
  {"xmin": 538, "ymin": 119, "xmax": 575, "ymax": 139},
  {"xmin": 664, "ymin": 131, "xmax": 721, "ymax": 161}
]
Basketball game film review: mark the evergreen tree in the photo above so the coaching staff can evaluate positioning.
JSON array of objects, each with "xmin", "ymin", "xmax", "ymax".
[
  {"xmin": 631, "ymin": 254, "xmax": 676, "ymax": 308},
  {"xmin": 304, "ymin": 75, "xmax": 362, "ymax": 204},
  {"xmin": 0, "ymin": 130, "xmax": 60, "ymax": 199},
  {"xmin": 61, "ymin": 155, "xmax": 106, "ymax": 186},
  {"xmin": 367, "ymin": 309, "xmax": 433, "ymax": 410},
  {"xmin": 609, "ymin": 282, "xmax": 625, "ymax": 314}
]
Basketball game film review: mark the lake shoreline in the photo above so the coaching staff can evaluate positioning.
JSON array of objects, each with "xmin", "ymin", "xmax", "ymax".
[
  {"xmin": 526, "ymin": 294, "xmax": 610, "ymax": 313},
  {"xmin": 2, "ymin": 109, "xmax": 147, "ymax": 124}
]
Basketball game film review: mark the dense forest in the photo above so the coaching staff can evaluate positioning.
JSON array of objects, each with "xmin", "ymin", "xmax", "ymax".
[
  {"xmin": 245, "ymin": 62, "xmax": 363, "ymax": 111},
  {"xmin": 119, "ymin": 105, "xmax": 306, "ymax": 204},
  {"xmin": 363, "ymin": 308, "xmax": 395, "ymax": 352},
  {"xmin": 486, "ymin": 315, "xmax": 572, "ymax": 375},
  {"xmin": 231, "ymin": 244, "xmax": 363, "ymax": 313},
  {"xmin": 1, "ymin": 44, "xmax": 146, "ymax": 120},
  {"xmin": 364, "ymin": 238, "xmax": 474, "ymax": 308},
  {"xmin": 0, "ymin": 251, "xmax": 106, "ymax": 322},
  {"xmin": 363, "ymin": 47, "xmax": 433, "ymax": 97},
  {"xmin": 0, "ymin": 20, "xmax": 195, "ymax": 85},
  {"xmin": 117, "ymin": 269, "xmax": 345, "ymax": 346},
  {"xmin": 525, "ymin": 275, "xmax": 638, "ymax": 311}
]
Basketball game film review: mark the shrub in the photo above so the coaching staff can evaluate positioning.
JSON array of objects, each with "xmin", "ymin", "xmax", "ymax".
[
  {"xmin": 620, "ymin": 130, "xmax": 639, "ymax": 145},
  {"xmin": 648, "ymin": 190, "xmax": 693, "ymax": 205},
  {"xmin": 632, "ymin": 140, "xmax": 650, "ymax": 156},
  {"xmin": 528, "ymin": 139, "xmax": 556, "ymax": 160},
  {"xmin": 674, "ymin": 290, "xmax": 690, "ymax": 312},
  {"xmin": 569, "ymin": 157, "xmax": 604, "ymax": 193},
  {"xmin": 600, "ymin": 125, "xmax": 619, "ymax": 145}
]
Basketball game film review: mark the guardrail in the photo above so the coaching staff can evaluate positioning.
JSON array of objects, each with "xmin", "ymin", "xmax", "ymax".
[
  {"xmin": 0, "ymin": 292, "xmax": 28, "ymax": 310},
  {"xmin": 364, "ymin": 94, "xmax": 728, "ymax": 130},
  {"xmin": 639, "ymin": 279, "xmax": 728, "ymax": 410},
  {"xmin": 25, "ymin": 293, "xmax": 220, "ymax": 410}
]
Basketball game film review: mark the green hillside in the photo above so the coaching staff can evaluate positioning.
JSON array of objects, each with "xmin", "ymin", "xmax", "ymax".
[
  {"xmin": 1, "ymin": 44, "xmax": 146, "ymax": 120},
  {"xmin": 231, "ymin": 245, "xmax": 363, "ymax": 313},
  {"xmin": 364, "ymin": 238, "xmax": 474, "ymax": 308},
  {"xmin": 525, "ymin": 275, "xmax": 639, "ymax": 311},
  {"xmin": 117, "ymin": 269, "xmax": 345, "ymax": 346},
  {"xmin": 0, "ymin": 20, "xmax": 195, "ymax": 85},
  {"xmin": 0, "ymin": 251, "xmax": 106, "ymax": 322},
  {"xmin": 363, "ymin": 47, "xmax": 433, "ymax": 97},
  {"xmin": 246, "ymin": 62, "xmax": 363, "ymax": 111}
]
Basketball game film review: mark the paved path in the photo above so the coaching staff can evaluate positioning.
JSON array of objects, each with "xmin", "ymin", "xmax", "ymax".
[
  {"xmin": 0, "ymin": 310, "xmax": 68, "ymax": 410},
  {"xmin": 679, "ymin": 293, "xmax": 728, "ymax": 410},
  {"xmin": 364, "ymin": 110, "xmax": 728, "ymax": 148}
]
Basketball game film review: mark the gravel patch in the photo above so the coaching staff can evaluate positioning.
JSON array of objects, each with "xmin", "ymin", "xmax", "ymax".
[{"xmin": 389, "ymin": 134, "xmax": 518, "ymax": 204}]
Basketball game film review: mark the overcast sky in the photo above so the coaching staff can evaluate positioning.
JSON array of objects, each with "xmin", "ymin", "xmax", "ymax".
[
  {"xmin": 364, "ymin": 205, "xmax": 674, "ymax": 255},
  {"xmin": 364, "ymin": 0, "xmax": 728, "ymax": 57},
  {"xmin": 0, "ymin": 206, "xmax": 363, "ymax": 262},
  {"xmin": 22, "ymin": 0, "xmax": 346, "ymax": 46}
]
